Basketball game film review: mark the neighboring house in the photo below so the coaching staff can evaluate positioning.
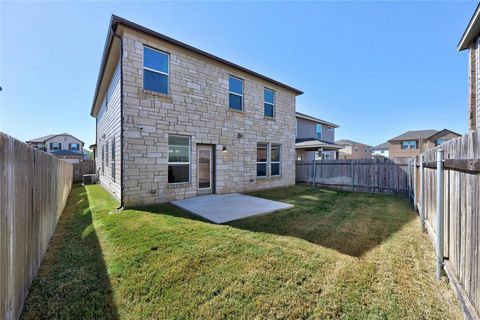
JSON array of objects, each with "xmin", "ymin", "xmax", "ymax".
[
  {"xmin": 26, "ymin": 133, "xmax": 84, "ymax": 164},
  {"xmin": 388, "ymin": 129, "xmax": 461, "ymax": 161},
  {"xmin": 295, "ymin": 112, "xmax": 342, "ymax": 161},
  {"xmin": 458, "ymin": 4, "xmax": 480, "ymax": 131},
  {"xmin": 91, "ymin": 15, "xmax": 303, "ymax": 206},
  {"xmin": 335, "ymin": 139, "xmax": 372, "ymax": 159},
  {"xmin": 371, "ymin": 142, "xmax": 390, "ymax": 158}
]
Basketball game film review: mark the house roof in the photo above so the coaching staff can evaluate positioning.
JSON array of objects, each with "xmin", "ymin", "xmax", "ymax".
[
  {"xmin": 26, "ymin": 133, "xmax": 85, "ymax": 145},
  {"xmin": 335, "ymin": 139, "xmax": 371, "ymax": 147},
  {"xmin": 388, "ymin": 130, "xmax": 439, "ymax": 142},
  {"xmin": 458, "ymin": 4, "xmax": 480, "ymax": 51},
  {"xmin": 428, "ymin": 128, "xmax": 462, "ymax": 140},
  {"xmin": 295, "ymin": 138, "xmax": 343, "ymax": 150},
  {"xmin": 49, "ymin": 150, "xmax": 83, "ymax": 156},
  {"xmin": 373, "ymin": 142, "xmax": 390, "ymax": 149},
  {"xmin": 295, "ymin": 112, "xmax": 339, "ymax": 128},
  {"xmin": 91, "ymin": 15, "xmax": 303, "ymax": 116}
]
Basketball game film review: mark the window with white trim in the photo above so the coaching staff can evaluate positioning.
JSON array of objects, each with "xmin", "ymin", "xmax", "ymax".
[
  {"xmin": 69, "ymin": 143, "xmax": 80, "ymax": 151},
  {"xmin": 270, "ymin": 144, "xmax": 281, "ymax": 176},
  {"xmin": 256, "ymin": 143, "xmax": 268, "ymax": 177},
  {"xmin": 50, "ymin": 142, "xmax": 61, "ymax": 150},
  {"xmin": 229, "ymin": 76, "xmax": 243, "ymax": 111},
  {"xmin": 401, "ymin": 140, "xmax": 417, "ymax": 149},
  {"xmin": 264, "ymin": 88, "xmax": 275, "ymax": 117},
  {"xmin": 143, "ymin": 46, "xmax": 169, "ymax": 94},
  {"xmin": 168, "ymin": 135, "xmax": 190, "ymax": 183},
  {"xmin": 316, "ymin": 124, "xmax": 322, "ymax": 140}
]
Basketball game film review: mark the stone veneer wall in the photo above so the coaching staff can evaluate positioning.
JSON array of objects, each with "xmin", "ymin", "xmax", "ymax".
[{"xmin": 120, "ymin": 29, "xmax": 297, "ymax": 207}]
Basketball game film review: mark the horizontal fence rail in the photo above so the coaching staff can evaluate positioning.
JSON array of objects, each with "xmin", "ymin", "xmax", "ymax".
[
  {"xmin": 413, "ymin": 130, "xmax": 480, "ymax": 319},
  {"xmin": 296, "ymin": 158, "xmax": 409, "ymax": 195},
  {"xmin": 0, "ymin": 133, "xmax": 73, "ymax": 320}
]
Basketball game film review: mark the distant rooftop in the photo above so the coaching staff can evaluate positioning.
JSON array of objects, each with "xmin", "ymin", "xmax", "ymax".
[
  {"xmin": 373, "ymin": 142, "xmax": 390, "ymax": 149},
  {"xmin": 388, "ymin": 130, "xmax": 438, "ymax": 142},
  {"xmin": 335, "ymin": 139, "xmax": 371, "ymax": 147},
  {"xmin": 26, "ymin": 133, "xmax": 85, "ymax": 145},
  {"xmin": 295, "ymin": 112, "xmax": 339, "ymax": 128}
]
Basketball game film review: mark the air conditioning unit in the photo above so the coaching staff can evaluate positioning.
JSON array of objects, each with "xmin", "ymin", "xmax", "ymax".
[{"xmin": 83, "ymin": 174, "xmax": 97, "ymax": 185}]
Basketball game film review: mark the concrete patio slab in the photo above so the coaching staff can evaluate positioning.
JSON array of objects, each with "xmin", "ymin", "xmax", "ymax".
[{"xmin": 171, "ymin": 193, "xmax": 293, "ymax": 223}]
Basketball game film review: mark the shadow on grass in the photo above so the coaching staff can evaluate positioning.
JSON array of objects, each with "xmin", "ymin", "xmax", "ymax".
[
  {"xmin": 228, "ymin": 187, "xmax": 417, "ymax": 257},
  {"xmin": 21, "ymin": 185, "xmax": 118, "ymax": 320}
]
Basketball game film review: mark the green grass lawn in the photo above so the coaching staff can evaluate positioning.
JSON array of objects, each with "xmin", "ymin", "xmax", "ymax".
[{"xmin": 21, "ymin": 185, "xmax": 462, "ymax": 319}]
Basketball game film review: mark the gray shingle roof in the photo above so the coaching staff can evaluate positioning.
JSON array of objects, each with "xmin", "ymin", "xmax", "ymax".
[
  {"xmin": 295, "ymin": 112, "xmax": 339, "ymax": 128},
  {"xmin": 335, "ymin": 139, "xmax": 371, "ymax": 147},
  {"xmin": 26, "ymin": 133, "xmax": 85, "ymax": 145},
  {"xmin": 388, "ymin": 130, "xmax": 438, "ymax": 142},
  {"xmin": 295, "ymin": 138, "xmax": 342, "ymax": 150},
  {"xmin": 373, "ymin": 142, "xmax": 390, "ymax": 149}
]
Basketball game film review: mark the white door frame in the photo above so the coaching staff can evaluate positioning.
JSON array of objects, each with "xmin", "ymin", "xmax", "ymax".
[{"xmin": 197, "ymin": 145, "xmax": 213, "ymax": 195}]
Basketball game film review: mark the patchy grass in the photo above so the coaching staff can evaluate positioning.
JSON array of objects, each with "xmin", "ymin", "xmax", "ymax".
[{"xmin": 22, "ymin": 185, "xmax": 462, "ymax": 319}]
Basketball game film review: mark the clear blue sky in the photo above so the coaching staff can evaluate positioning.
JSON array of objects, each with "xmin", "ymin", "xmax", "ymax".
[{"xmin": 0, "ymin": 1, "xmax": 477, "ymax": 148}]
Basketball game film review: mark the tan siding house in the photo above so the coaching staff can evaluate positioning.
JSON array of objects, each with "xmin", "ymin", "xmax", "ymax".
[
  {"xmin": 335, "ymin": 139, "xmax": 372, "ymax": 159},
  {"xmin": 91, "ymin": 15, "xmax": 302, "ymax": 207}
]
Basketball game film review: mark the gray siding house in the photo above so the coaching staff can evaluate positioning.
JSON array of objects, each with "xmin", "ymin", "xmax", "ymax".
[
  {"xmin": 295, "ymin": 112, "xmax": 341, "ymax": 160},
  {"xmin": 91, "ymin": 15, "xmax": 303, "ymax": 207}
]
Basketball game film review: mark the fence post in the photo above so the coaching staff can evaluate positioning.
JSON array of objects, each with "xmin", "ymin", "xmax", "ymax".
[
  {"xmin": 350, "ymin": 161, "xmax": 354, "ymax": 191},
  {"xmin": 419, "ymin": 154, "xmax": 425, "ymax": 232},
  {"xmin": 413, "ymin": 157, "xmax": 417, "ymax": 209},
  {"xmin": 312, "ymin": 159, "xmax": 316, "ymax": 187},
  {"xmin": 436, "ymin": 149, "xmax": 444, "ymax": 280}
]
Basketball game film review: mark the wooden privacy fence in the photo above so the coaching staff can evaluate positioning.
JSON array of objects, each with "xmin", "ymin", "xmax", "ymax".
[
  {"xmin": 296, "ymin": 158, "xmax": 410, "ymax": 195},
  {"xmin": 409, "ymin": 130, "xmax": 480, "ymax": 319},
  {"xmin": 73, "ymin": 160, "xmax": 96, "ymax": 182},
  {"xmin": 0, "ymin": 133, "xmax": 73, "ymax": 320}
]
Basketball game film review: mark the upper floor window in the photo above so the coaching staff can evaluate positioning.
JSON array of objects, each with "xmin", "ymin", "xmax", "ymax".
[
  {"xmin": 143, "ymin": 46, "xmax": 169, "ymax": 94},
  {"xmin": 168, "ymin": 135, "xmax": 191, "ymax": 184},
  {"xmin": 435, "ymin": 139, "xmax": 447, "ymax": 146},
  {"xmin": 50, "ymin": 142, "xmax": 61, "ymax": 150},
  {"xmin": 401, "ymin": 140, "xmax": 417, "ymax": 149},
  {"xmin": 69, "ymin": 143, "xmax": 80, "ymax": 151},
  {"xmin": 264, "ymin": 88, "xmax": 275, "ymax": 117},
  {"xmin": 316, "ymin": 124, "xmax": 322, "ymax": 140},
  {"xmin": 229, "ymin": 76, "xmax": 243, "ymax": 111}
]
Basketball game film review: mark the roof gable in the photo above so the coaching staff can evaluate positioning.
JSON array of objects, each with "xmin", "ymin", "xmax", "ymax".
[
  {"xmin": 295, "ymin": 112, "xmax": 339, "ymax": 128},
  {"xmin": 388, "ymin": 130, "xmax": 438, "ymax": 142}
]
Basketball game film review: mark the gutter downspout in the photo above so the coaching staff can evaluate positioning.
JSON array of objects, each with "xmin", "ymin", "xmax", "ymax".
[{"xmin": 112, "ymin": 24, "xmax": 125, "ymax": 210}]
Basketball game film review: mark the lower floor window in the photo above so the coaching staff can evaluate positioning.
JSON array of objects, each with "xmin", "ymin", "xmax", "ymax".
[
  {"xmin": 257, "ymin": 143, "xmax": 281, "ymax": 177},
  {"xmin": 256, "ymin": 143, "xmax": 268, "ymax": 177},
  {"xmin": 270, "ymin": 144, "xmax": 281, "ymax": 176},
  {"xmin": 168, "ymin": 135, "xmax": 191, "ymax": 183}
]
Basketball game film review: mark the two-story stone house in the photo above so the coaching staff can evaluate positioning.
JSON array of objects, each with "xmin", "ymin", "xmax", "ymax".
[
  {"xmin": 294, "ymin": 112, "xmax": 341, "ymax": 160},
  {"xmin": 387, "ymin": 129, "xmax": 461, "ymax": 161},
  {"xmin": 458, "ymin": 4, "xmax": 480, "ymax": 132},
  {"xmin": 91, "ymin": 15, "xmax": 303, "ymax": 207},
  {"xmin": 26, "ymin": 133, "xmax": 84, "ymax": 164}
]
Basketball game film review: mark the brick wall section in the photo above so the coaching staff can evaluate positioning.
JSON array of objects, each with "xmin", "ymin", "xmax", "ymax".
[{"xmin": 120, "ymin": 29, "xmax": 296, "ymax": 206}]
